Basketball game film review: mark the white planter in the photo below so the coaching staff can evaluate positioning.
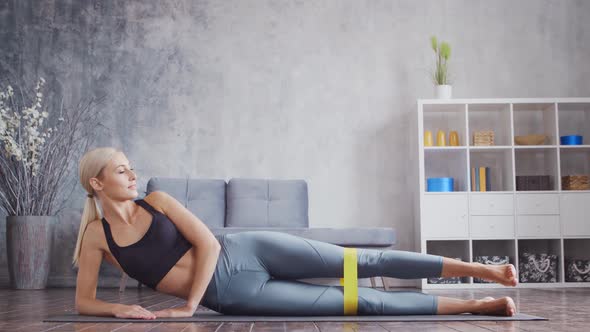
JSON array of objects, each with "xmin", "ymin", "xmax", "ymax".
[{"xmin": 435, "ymin": 85, "xmax": 452, "ymax": 99}]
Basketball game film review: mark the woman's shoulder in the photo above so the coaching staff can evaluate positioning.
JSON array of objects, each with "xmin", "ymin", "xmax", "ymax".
[
  {"xmin": 142, "ymin": 191, "xmax": 167, "ymax": 215},
  {"xmin": 87, "ymin": 218, "xmax": 103, "ymax": 232},
  {"xmin": 84, "ymin": 219, "xmax": 121, "ymax": 270},
  {"xmin": 83, "ymin": 219, "xmax": 108, "ymax": 251}
]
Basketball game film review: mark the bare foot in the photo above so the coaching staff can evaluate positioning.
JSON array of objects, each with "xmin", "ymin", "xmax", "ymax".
[
  {"xmin": 469, "ymin": 296, "xmax": 495, "ymax": 314},
  {"xmin": 471, "ymin": 296, "xmax": 516, "ymax": 316},
  {"xmin": 478, "ymin": 263, "xmax": 518, "ymax": 286}
]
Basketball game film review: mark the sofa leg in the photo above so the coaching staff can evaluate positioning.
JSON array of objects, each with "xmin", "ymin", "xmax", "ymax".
[
  {"xmin": 381, "ymin": 276, "xmax": 390, "ymax": 291},
  {"xmin": 119, "ymin": 273, "xmax": 128, "ymax": 293}
]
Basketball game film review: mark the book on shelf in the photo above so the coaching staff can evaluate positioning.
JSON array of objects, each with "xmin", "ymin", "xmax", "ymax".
[{"xmin": 471, "ymin": 167, "xmax": 491, "ymax": 191}]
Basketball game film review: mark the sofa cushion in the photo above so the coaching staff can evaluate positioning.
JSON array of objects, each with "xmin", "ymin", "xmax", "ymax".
[
  {"xmin": 225, "ymin": 178, "xmax": 309, "ymax": 227},
  {"xmin": 146, "ymin": 177, "xmax": 226, "ymax": 228}
]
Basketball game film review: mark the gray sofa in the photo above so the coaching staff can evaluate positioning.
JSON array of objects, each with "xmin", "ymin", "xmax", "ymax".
[{"xmin": 119, "ymin": 177, "xmax": 397, "ymax": 291}]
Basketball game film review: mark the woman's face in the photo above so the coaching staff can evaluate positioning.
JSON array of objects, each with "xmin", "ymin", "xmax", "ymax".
[{"xmin": 93, "ymin": 152, "xmax": 138, "ymax": 201}]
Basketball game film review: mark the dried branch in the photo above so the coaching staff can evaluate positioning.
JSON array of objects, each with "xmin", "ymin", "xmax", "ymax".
[{"xmin": 0, "ymin": 77, "xmax": 106, "ymax": 216}]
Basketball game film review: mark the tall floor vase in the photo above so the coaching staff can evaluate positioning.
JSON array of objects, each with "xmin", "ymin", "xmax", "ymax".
[{"xmin": 6, "ymin": 216, "xmax": 55, "ymax": 289}]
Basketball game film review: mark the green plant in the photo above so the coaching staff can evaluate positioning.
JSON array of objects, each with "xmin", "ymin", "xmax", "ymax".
[{"xmin": 430, "ymin": 35, "xmax": 451, "ymax": 85}]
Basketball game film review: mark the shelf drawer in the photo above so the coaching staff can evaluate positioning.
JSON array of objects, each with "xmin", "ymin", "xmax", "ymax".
[
  {"xmin": 422, "ymin": 194, "xmax": 468, "ymax": 238},
  {"xmin": 516, "ymin": 215, "xmax": 560, "ymax": 237},
  {"xmin": 471, "ymin": 215, "xmax": 515, "ymax": 238},
  {"xmin": 561, "ymin": 193, "xmax": 590, "ymax": 236},
  {"xmin": 516, "ymin": 194, "xmax": 559, "ymax": 215},
  {"xmin": 470, "ymin": 194, "xmax": 514, "ymax": 215}
]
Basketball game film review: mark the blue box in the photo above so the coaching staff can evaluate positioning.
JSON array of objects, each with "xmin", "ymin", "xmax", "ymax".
[
  {"xmin": 560, "ymin": 135, "xmax": 583, "ymax": 145},
  {"xmin": 427, "ymin": 177, "xmax": 454, "ymax": 192}
]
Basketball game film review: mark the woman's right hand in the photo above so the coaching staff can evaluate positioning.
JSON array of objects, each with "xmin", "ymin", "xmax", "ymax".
[{"xmin": 112, "ymin": 304, "xmax": 157, "ymax": 319}]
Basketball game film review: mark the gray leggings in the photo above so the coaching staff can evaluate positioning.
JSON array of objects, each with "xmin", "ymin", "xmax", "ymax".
[{"xmin": 201, "ymin": 231, "xmax": 443, "ymax": 316}]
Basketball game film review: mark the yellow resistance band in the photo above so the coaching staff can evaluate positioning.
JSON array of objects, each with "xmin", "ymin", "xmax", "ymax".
[{"xmin": 339, "ymin": 247, "xmax": 358, "ymax": 315}]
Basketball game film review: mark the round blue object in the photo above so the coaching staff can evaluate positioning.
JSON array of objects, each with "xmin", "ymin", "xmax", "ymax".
[
  {"xmin": 427, "ymin": 177, "xmax": 454, "ymax": 192},
  {"xmin": 560, "ymin": 135, "xmax": 583, "ymax": 145}
]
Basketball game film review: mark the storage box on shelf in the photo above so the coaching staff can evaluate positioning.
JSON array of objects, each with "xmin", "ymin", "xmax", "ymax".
[
  {"xmin": 564, "ymin": 239, "xmax": 590, "ymax": 282},
  {"xmin": 519, "ymin": 252, "xmax": 559, "ymax": 283},
  {"xmin": 566, "ymin": 259, "xmax": 590, "ymax": 282},
  {"xmin": 516, "ymin": 175, "xmax": 551, "ymax": 191},
  {"xmin": 416, "ymin": 98, "xmax": 590, "ymax": 289},
  {"xmin": 561, "ymin": 175, "xmax": 589, "ymax": 190},
  {"xmin": 518, "ymin": 239, "xmax": 561, "ymax": 283}
]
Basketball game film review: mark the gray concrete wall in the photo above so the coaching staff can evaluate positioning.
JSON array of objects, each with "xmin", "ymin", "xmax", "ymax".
[{"xmin": 0, "ymin": 0, "xmax": 589, "ymax": 288}]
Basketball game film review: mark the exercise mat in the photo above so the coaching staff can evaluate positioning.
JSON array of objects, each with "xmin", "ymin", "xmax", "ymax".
[{"xmin": 44, "ymin": 311, "xmax": 547, "ymax": 322}]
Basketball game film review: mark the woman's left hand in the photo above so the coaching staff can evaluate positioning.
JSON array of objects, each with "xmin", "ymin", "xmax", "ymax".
[{"xmin": 152, "ymin": 305, "xmax": 196, "ymax": 318}]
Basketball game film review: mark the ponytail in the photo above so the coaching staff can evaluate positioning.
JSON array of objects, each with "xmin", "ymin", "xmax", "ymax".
[
  {"xmin": 72, "ymin": 196, "xmax": 102, "ymax": 268},
  {"xmin": 74, "ymin": 146, "xmax": 120, "ymax": 268}
]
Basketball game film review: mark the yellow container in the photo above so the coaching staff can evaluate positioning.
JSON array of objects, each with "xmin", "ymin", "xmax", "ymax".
[
  {"xmin": 436, "ymin": 130, "xmax": 446, "ymax": 146},
  {"xmin": 424, "ymin": 130, "xmax": 433, "ymax": 146},
  {"xmin": 449, "ymin": 131, "xmax": 459, "ymax": 146}
]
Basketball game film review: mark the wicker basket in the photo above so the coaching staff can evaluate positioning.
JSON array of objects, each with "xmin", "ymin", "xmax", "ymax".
[
  {"xmin": 473, "ymin": 130, "xmax": 495, "ymax": 146},
  {"xmin": 562, "ymin": 175, "xmax": 590, "ymax": 190}
]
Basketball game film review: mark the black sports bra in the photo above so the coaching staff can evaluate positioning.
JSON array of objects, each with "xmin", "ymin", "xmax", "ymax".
[{"xmin": 101, "ymin": 198, "xmax": 193, "ymax": 290}]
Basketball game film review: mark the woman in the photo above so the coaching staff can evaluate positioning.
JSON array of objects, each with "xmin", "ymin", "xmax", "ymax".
[{"xmin": 74, "ymin": 147, "xmax": 518, "ymax": 319}]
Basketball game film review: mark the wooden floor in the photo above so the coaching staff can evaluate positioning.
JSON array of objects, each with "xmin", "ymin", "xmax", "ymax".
[{"xmin": 0, "ymin": 286, "xmax": 589, "ymax": 332}]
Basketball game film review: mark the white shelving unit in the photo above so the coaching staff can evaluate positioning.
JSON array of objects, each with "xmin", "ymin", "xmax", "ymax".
[{"xmin": 415, "ymin": 98, "xmax": 590, "ymax": 289}]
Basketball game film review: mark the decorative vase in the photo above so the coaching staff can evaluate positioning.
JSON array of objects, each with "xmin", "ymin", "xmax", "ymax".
[
  {"xmin": 6, "ymin": 215, "xmax": 55, "ymax": 289},
  {"xmin": 435, "ymin": 84, "xmax": 452, "ymax": 99}
]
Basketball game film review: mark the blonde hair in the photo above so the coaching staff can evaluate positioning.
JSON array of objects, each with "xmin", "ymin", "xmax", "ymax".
[{"xmin": 72, "ymin": 146, "xmax": 121, "ymax": 268}]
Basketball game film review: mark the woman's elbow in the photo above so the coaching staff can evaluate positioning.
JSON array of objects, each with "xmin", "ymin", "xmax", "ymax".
[{"xmin": 206, "ymin": 237, "xmax": 221, "ymax": 250}]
